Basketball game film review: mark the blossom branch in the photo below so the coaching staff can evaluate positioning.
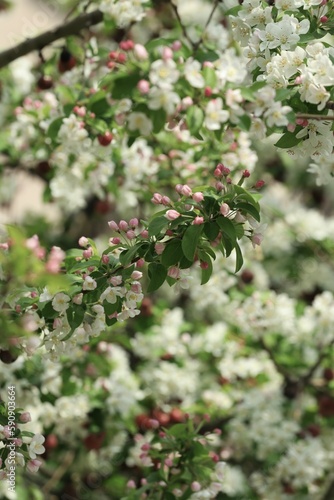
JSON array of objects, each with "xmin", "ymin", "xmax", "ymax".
[
  {"xmin": 169, "ymin": 1, "xmax": 195, "ymax": 48},
  {"xmin": 0, "ymin": 9, "xmax": 103, "ymax": 69},
  {"xmin": 296, "ymin": 113, "xmax": 334, "ymax": 121},
  {"xmin": 193, "ymin": 0, "xmax": 221, "ymax": 50}
]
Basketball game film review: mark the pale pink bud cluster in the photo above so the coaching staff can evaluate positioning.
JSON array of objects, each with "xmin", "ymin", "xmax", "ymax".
[
  {"xmin": 108, "ymin": 218, "xmax": 140, "ymax": 241},
  {"xmin": 214, "ymin": 163, "xmax": 230, "ymax": 178},
  {"xmin": 151, "ymin": 193, "xmax": 171, "ymax": 205},
  {"xmin": 176, "ymin": 184, "xmax": 192, "ymax": 197},
  {"xmin": 25, "ymin": 235, "xmax": 45, "ymax": 259},
  {"xmin": 46, "ymin": 246, "xmax": 65, "ymax": 274}
]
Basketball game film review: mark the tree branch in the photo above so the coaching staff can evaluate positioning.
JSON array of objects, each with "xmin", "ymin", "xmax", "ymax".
[
  {"xmin": 0, "ymin": 9, "xmax": 103, "ymax": 69},
  {"xmin": 296, "ymin": 113, "xmax": 334, "ymax": 121}
]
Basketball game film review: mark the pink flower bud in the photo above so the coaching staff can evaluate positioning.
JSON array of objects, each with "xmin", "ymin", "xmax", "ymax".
[
  {"xmin": 172, "ymin": 40, "xmax": 182, "ymax": 51},
  {"xmin": 126, "ymin": 230, "xmax": 136, "ymax": 240},
  {"xmin": 129, "ymin": 218, "xmax": 139, "ymax": 228},
  {"xmin": 119, "ymin": 220, "xmax": 128, "ymax": 231},
  {"xmin": 110, "ymin": 276, "xmax": 122, "ymax": 286},
  {"xmin": 102, "ymin": 254, "xmax": 110, "ymax": 264},
  {"xmin": 127, "ymin": 480, "xmax": 136, "ymax": 489},
  {"xmin": 220, "ymin": 203, "xmax": 230, "ymax": 216},
  {"xmin": 27, "ymin": 459, "xmax": 42, "ymax": 473},
  {"xmin": 111, "ymin": 237, "xmax": 121, "ymax": 244},
  {"xmin": 200, "ymin": 261, "xmax": 209, "ymax": 269},
  {"xmin": 19, "ymin": 412, "xmax": 32, "ymax": 423},
  {"xmin": 242, "ymin": 170, "xmax": 250, "ymax": 178},
  {"xmin": 151, "ymin": 193, "xmax": 163, "ymax": 205},
  {"xmin": 134, "ymin": 44, "xmax": 148, "ymax": 60},
  {"xmin": 149, "ymin": 418, "xmax": 160, "ymax": 428},
  {"xmin": 192, "ymin": 192, "xmax": 204, "ymax": 202},
  {"xmin": 136, "ymin": 258, "xmax": 145, "ymax": 268},
  {"xmin": 141, "ymin": 443, "xmax": 150, "ymax": 451},
  {"xmin": 254, "ymin": 180, "xmax": 265, "ymax": 189},
  {"xmin": 167, "ymin": 266, "xmax": 180, "ymax": 279},
  {"xmin": 295, "ymin": 76, "xmax": 302, "ymax": 84},
  {"xmin": 31, "ymin": 291, "xmax": 38, "ymax": 298},
  {"xmin": 131, "ymin": 271, "xmax": 143, "ymax": 280},
  {"xmin": 83, "ymin": 247, "xmax": 93, "ymax": 259},
  {"xmin": 137, "ymin": 79, "xmax": 150, "ymax": 94},
  {"xmin": 204, "ymin": 86, "xmax": 212, "ymax": 97},
  {"xmin": 320, "ymin": 15, "xmax": 328, "ymax": 22},
  {"xmin": 191, "ymin": 482, "xmax": 201, "ymax": 492},
  {"xmin": 108, "ymin": 220, "xmax": 119, "ymax": 231},
  {"xmin": 181, "ymin": 184, "xmax": 192, "ymax": 197},
  {"xmin": 162, "ymin": 47, "xmax": 173, "ymax": 60},
  {"xmin": 73, "ymin": 293, "xmax": 83, "ymax": 305},
  {"xmin": 175, "ymin": 184, "xmax": 183, "ymax": 193},
  {"xmin": 165, "ymin": 458, "xmax": 173, "ymax": 467},
  {"xmin": 203, "ymin": 61, "xmax": 214, "ymax": 68},
  {"xmin": 181, "ymin": 97, "xmax": 193, "ymax": 109},
  {"xmin": 78, "ymin": 236, "xmax": 89, "ymax": 247},
  {"xmin": 215, "ymin": 181, "xmax": 224, "ymax": 192},
  {"xmin": 287, "ymin": 123, "xmax": 296, "ymax": 132},
  {"xmin": 193, "ymin": 216, "xmax": 204, "ymax": 225},
  {"xmin": 140, "ymin": 230, "xmax": 149, "ymax": 238},
  {"xmin": 161, "ymin": 196, "xmax": 171, "ymax": 206},
  {"xmin": 155, "ymin": 242, "xmax": 165, "ymax": 255},
  {"xmin": 165, "ymin": 210, "xmax": 180, "ymax": 221}
]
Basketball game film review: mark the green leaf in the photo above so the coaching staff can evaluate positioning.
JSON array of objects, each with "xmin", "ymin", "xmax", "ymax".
[
  {"xmin": 181, "ymin": 224, "xmax": 203, "ymax": 262},
  {"xmin": 235, "ymin": 202, "xmax": 260, "ymax": 222},
  {"xmin": 216, "ymin": 216, "xmax": 236, "ymax": 242},
  {"xmin": 204, "ymin": 221, "xmax": 220, "ymax": 241},
  {"xmin": 47, "ymin": 117, "xmax": 63, "ymax": 140},
  {"xmin": 234, "ymin": 241, "xmax": 244, "ymax": 273},
  {"xmin": 148, "ymin": 216, "xmax": 168, "ymax": 237},
  {"xmin": 198, "ymin": 251, "xmax": 213, "ymax": 285},
  {"xmin": 275, "ymin": 132, "xmax": 300, "ymax": 149},
  {"xmin": 238, "ymin": 114, "xmax": 252, "ymax": 131},
  {"xmin": 66, "ymin": 304, "xmax": 85, "ymax": 332},
  {"xmin": 151, "ymin": 109, "xmax": 167, "ymax": 133},
  {"xmin": 111, "ymin": 72, "xmax": 141, "ymax": 99},
  {"xmin": 119, "ymin": 244, "xmax": 142, "ymax": 266},
  {"xmin": 161, "ymin": 239, "xmax": 183, "ymax": 267},
  {"xmin": 147, "ymin": 263, "xmax": 167, "ymax": 292},
  {"xmin": 203, "ymin": 66, "xmax": 217, "ymax": 88},
  {"xmin": 186, "ymin": 106, "xmax": 204, "ymax": 136}
]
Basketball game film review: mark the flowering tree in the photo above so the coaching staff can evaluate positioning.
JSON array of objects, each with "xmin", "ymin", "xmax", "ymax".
[{"xmin": 1, "ymin": 0, "xmax": 334, "ymax": 498}]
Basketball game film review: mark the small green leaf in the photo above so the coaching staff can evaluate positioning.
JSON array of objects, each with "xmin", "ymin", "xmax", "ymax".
[
  {"xmin": 47, "ymin": 117, "xmax": 63, "ymax": 140},
  {"xmin": 148, "ymin": 216, "xmax": 168, "ymax": 237},
  {"xmin": 119, "ymin": 244, "xmax": 141, "ymax": 266},
  {"xmin": 204, "ymin": 221, "xmax": 220, "ymax": 241},
  {"xmin": 238, "ymin": 114, "xmax": 252, "ymax": 131},
  {"xmin": 161, "ymin": 239, "xmax": 183, "ymax": 267},
  {"xmin": 151, "ymin": 109, "xmax": 167, "ymax": 133},
  {"xmin": 216, "ymin": 216, "xmax": 237, "ymax": 242},
  {"xmin": 203, "ymin": 66, "xmax": 217, "ymax": 88},
  {"xmin": 66, "ymin": 304, "xmax": 85, "ymax": 331},
  {"xmin": 275, "ymin": 132, "xmax": 300, "ymax": 149},
  {"xmin": 235, "ymin": 242, "xmax": 244, "ymax": 273},
  {"xmin": 147, "ymin": 263, "xmax": 167, "ymax": 292},
  {"xmin": 235, "ymin": 202, "xmax": 260, "ymax": 222},
  {"xmin": 198, "ymin": 251, "xmax": 213, "ymax": 285},
  {"xmin": 181, "ymin": 224, "xmax": 203, "ymax": 262},
  {"xmin": 186, "ymin": 106, "xmax": 204, "ymax": 136}
]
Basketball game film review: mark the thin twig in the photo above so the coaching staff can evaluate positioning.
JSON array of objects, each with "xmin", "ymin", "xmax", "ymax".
[
  {"xmin": 0, "ymin": 9, "xmax": 103, "ymax": 69},
  {"xmin": 193, "ymin": 0, "xmax": 221, "ymax": 50},
  {"xmin": 296, "ymin": 113, "xmax": 334, "ymax": 121},
  {"xmin": 41, "ymin": 451, "xmax": 75, "ymax": 495},
  {"xmin": 302, "ymin": 338, "xmax": 334, "ymax": 386},
  {"xmin": 259, "ymin": 338, "xmax": 290, "ymax": 379},
  {"xmin": 169, "ymin": 1, "xmax": 195, "ymax": 48}
]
